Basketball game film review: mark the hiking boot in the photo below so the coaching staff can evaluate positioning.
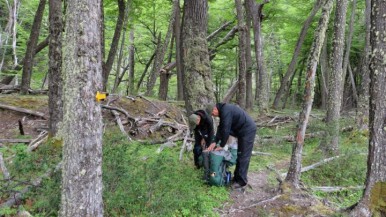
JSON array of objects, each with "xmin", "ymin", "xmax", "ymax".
[{"xmin": 231, "ymin": 182, "xmax": 246, "ymax": 190}]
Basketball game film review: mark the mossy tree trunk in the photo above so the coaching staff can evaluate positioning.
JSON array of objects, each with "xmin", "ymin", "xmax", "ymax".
[
  {"xmin": 356, "ymin": 0, "xmax": 370, "ymax": 131},
  {"xmin": 323, "ymin": 0, "xmax": 348, "ymax": 155},
  {"xmin": 285, "ymin": 0, "xmax": 334, "ymax": 187},
  {"xmin": 48, "ymin": 0, "xmax": 63, "ymax": 136},
  {"xmin": 127, "ymin": 28, "xmax": 135, "ymax": 95},
  {"xmin": 175, "ymin": 0, "xmax": 184, "ymax": 101},
  {"xmin": 181, "ymin": 0, "xmax": 215, "ymax": 114},
  {"xmin": 350, "ymin": 1, "xmax": 386, "ymax": 216},
  {"xmin": 272, "ymin": 0, "xmax": 322, "ymax": 110},
  {"xmin": 20, "ymin": 0, "xmax": 46, "ymax": 94},
  {"xmin": 60, "ymin": 0, "xmax": 103, "ymax": 215},
  {"xmin": 235, "ymin": 0, "xmax": 246, "ymax": 109}
]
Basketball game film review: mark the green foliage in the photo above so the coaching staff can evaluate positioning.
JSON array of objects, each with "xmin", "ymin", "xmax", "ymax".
[{"xmin": 103, "ymin": 128, "xmax": 228, "ymax": 216}]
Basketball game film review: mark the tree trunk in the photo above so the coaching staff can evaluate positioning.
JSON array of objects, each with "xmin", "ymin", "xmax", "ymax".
[
  {"xmin": 351, "ymin": 1, "xmax": 386, "ymax": 215},
  {"xmin": 20, "ymin": 0, "xmax": 46, "ymax": 94},
  {"xmin": 102, "ymin": 0, "xmax": 125, "ymax": 91},
  {"xmin": 127, "ymin": 28, "xmax": 135, "ymax": 95},
  {"xmin": 319, "ymin": 36, "xmax": 329, "ymax": 109},
  {"xmin": 48, "ymin": 0, "xmax": 63, "ymax": 137},
  {"xmin": 60, "ymin": 0, "xmax": 103, "ymax": 215},
  {"xmin": 146, "ymin": 0, "xmax": 177, "ymax": 97},
  {"xmin": 249, "ymin": 0, "xmax": 269, "ymax": 113},
  {"xmin": 285, "ymin": 0, "xmax": 334, "ymax": 187},
  {"xmin": 175, "ymin": 0, "xmax": 184, "ymax": 101},
  {"xmin": 182, "ymin": 0, "xmax": 215, "ymax": 114},
  {"xmin": 356, "ymin": 0, "xmax": 371, "ymax": 131},
  {"xmin": 11, "ymin": 0, "xmax": 20, "ymax": 68},
  {"xmin": 245, "ymin": 1, "xmax": 253, "ymax": 110},
  {"xmin": 112, "ymin": 1, "xmax": 130, "ymax": 94},
  {"xmin": 235, "ymin": 0, "xmax": 246, "ymax": 109},
  {"xmin": 323, "ymin": 0, "xmax": 348, "ymax": 155},
  {"xmin": 273, "ymin": 0, "xmax": 322, "ymax": 109}
]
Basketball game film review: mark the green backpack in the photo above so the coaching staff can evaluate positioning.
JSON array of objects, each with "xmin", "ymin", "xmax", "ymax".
[{"xmin": 202, "ymin": 143, "xmax": 238, "ymax": 186}]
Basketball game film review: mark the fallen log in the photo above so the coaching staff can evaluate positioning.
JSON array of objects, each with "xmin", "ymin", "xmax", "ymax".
[
  {"xmin": 311, "ymin": 186, "xmax": 364, "ymax": 192},
  {"xmin": 0, "ymin": 139, "xmax": 32, "ymax": 144},
  {"xmin": 281, "ymin": 155, "xmax": 342, "ymax": 177},
  {"xmin": 111, "ymin": 110, "xmax": 132, "ymax": 141},
  {"xmin": 0, "ymin": 103, "xmax": 46, "ymax": 119},
  {"xmin": 27, "ymin": 131, "xmax": 48, "ymax": 152}
]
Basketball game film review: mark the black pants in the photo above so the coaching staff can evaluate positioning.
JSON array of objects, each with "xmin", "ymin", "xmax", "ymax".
[
  {"xmin": 193, "ymin": 144, "xmax": 202, "ymax": 168},
  {"xmin": 233, "ymin": 127, "xmax": 257, "ymax": 186}
]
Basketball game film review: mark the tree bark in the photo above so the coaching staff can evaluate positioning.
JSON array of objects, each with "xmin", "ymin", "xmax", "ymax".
[
  {"xmin": 319, "ymin": 36, "xmax": 329, "ymax": 109},
  {"xmin": 245, "ymin": 1, "xmax": 253, "ymax": 110},
  {"xmin": 48, "ymin": 0, "xmax": 63, "ymax": 136},
  {"xmin": 351, "ymin": 1, "xmax": 386, "ymax": 215},
  {"xmin": 323, "ymin": 0, "xmax": 348, "ymax": 155},
  {"xmin": 102, "ymin": 0, "xmax": 125, "ymax": 91},
  {"xmin": 20, "ymin": 0, "xmax": 46, "ymax": 94},
  {"xmin": 273, "ymin": 0, "xmax": 322, "ymax": 109},
  {"xmin": 235, "ymin": 0, "xmax": 246, "ymax": 109},
  {"xmin": 60, "ymin": 0, "xmax": 103, "ymax": 215},
  {"xmin": 356, "ymin": 0, "xmax": 371, "ymax": 131},
  {"xmin": 126, "ymin": 28, "xmax": 135, "ymax": 95},
  {"xmin": 175, "ymin": 0, "xmax": 184, "ymax": 101},
  {"xmin": 112, "ymin": 1, "xmax": 130, "ymax": 94},
  {"xmin": 249, "ymin": 0, "xmax": 269, "ymax": 113},
  {"xmin": 285, "ymin": 0, "xmax": 334, "ymax": 187},
  {"xmin": 146, "ymin": 0, "xmax": 177, "ymax": 97},
  {"xmin": 182, "ymin": 0, "xmax": 215, "ymax": 114}
]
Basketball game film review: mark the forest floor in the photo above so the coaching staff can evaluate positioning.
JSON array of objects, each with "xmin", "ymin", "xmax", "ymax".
[{"xmin": 0, "ymin": 94, "xmax": 339, "ymax": 216}]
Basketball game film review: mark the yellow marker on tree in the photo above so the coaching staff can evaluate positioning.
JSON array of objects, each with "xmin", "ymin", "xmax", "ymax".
[{"xmin": 95, "ymin": 91, "xmax": 108, "ymax": 102}]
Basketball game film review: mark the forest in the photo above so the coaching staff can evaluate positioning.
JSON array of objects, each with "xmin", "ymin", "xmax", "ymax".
[{"xmin": 0, "ymin": 0, "xmax": 385, "ymax": 216}]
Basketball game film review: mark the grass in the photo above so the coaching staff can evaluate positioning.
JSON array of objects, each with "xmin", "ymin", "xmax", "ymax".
[{"xmin": 0, "ymin": 102, "xmax": 370, "ymax": 215}]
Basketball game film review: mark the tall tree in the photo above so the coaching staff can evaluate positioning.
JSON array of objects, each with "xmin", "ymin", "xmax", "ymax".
[
  {"xmin": 127, "ymin": 28, "xmax": 135, "ymax": 95},
  {"xmin": 285, "ymin": 0, "xmax": 334, "ymax": 187},
  {"xmin": 273, "ymin": 0, "xmax": 322, "ymax": 109},
  {"xmin": 48, "ymin": 0, "xmax": 63, "ymax": 136},
  {"xmin": 174, "ymin": 0, "xmax": 184, "ymax": 101},
  {"xmin": 181, "ymin": 0, "xmax": 215, "ymax": 114},
  {"xmin": 145, "ymin": 0, "xmax": 176, "ymax": 97},
  {"xmin": 245, "ymin": 0, "xmax": 254, "ymax": 110},
  {"xmin": 20, "ymin": 0, "xmax": 46, "ymax": 94},
  {"xmin": 102, "ymin": 0, "xmax": 125, "ymax": 91},
  {"xmin": 235, "ymin": 0, "xmax": 246, "ymax": 109},
  {"xmin": 60, "ymin": 0, "xmax": 103, "ymax": 215},
  {"xmin": 351, "ymin": 1, "xmax": 386, "ymax": 215},
  {"xmin": 356, "ymin": 0, "xmax": 371, "ymax": 130},
  {"xmin": 323, "ymin": 0, "xmax": 348, "ymax": 155},
  {"xmin": 248, "ymin": 0, "xmax": 269, "ymax": 113}
]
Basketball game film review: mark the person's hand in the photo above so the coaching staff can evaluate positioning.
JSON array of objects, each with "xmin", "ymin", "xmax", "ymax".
[
  {"xmin": 207, "ymin": 142, "xmax": 216, "ymax": 151},
  {"xmin": 201, "ymin": 139, "xmax": 205, "ymax": 146},
  {"xmin": 214, "ymin": 146, "xmax": 222, "ymax": 151}
]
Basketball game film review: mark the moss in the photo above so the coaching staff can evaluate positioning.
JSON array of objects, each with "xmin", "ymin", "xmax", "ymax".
[{"xmin": 370, "ymin": 182, "xmax": 386, "ymax": 215}]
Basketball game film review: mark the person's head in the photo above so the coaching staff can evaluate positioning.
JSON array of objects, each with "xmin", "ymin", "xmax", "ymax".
[
  {"xmin": 188, "ymin": 114, "xmax": 201, "ymax": 131},
  {"xmin": 205, "ymin": 103, "xmax": 219, "ymax": 117}
]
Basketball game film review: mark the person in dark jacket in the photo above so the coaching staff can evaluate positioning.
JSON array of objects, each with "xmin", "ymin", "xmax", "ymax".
[
  {"xmin": 206, "ymin": 103, "xmax": 257, "ymax": 189},
  {"xmin": 188, "ymin": 110, "xmax": 215, "ymax": 169}
]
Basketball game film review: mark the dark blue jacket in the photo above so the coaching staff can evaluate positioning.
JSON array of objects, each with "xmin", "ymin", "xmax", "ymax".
[
  {"xmin": 193, "ymin": 110, "xmax": 215, "ymax": 147},
  {"xmin": 215, "ymin": 103, "xmax": 256, "ymax": 147}
]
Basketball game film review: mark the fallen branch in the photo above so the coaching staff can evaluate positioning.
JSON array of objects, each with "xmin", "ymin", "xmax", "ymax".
[
  {"xmin": 240, "ymin": 195, "xmax": 281, "ymax": 210},
  {"xmin": 0, "ymin": 103, "xmax": 46, "ymax": 119},
  {"xmin": 311, "ymin": 186, "xmax": 364, "ymax": 192},
  {"xmin": 101, "ymin": 104, "xmax": 136, "ymax": 121},
  {"xmin": 157, "ymin": 141, "xmax": 177, "ymax": 153},
  {"xmin": 27, "ymin": 131, "xmax": 48, "ymax": 152},
  {"xmin": 252, "ymin": 151, "xmax": 272, "ymax": 156},
  {"xmin": 281, "ymin": 155, "xmax": 342, "ymax": 177},
  {"xmin": 0, "ymin": 152, "xmax": 10, "ymax": 180},
  {"xmin": 0, "ymin": 139, "xmax": 32, "ymax": 144},
  {"xmin": 149, "ymin": 119, "xmax": 164, "ymax": 134},
  {"xmin": 261, "ymin": 131, "xmax": 325, "ymax": 143},
  {"xmin": 179, "ymin": 130, "xmax": 191, "ymax": 160},
  {"xmin": 111, "ymin": 110, "xmax": 132, "ymax": 141},
  {"xmin": 0, "ymin": 162, "xmax": 62, "ymax": 208}
]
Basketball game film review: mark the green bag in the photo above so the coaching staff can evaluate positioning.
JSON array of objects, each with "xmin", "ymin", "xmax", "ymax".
[{"xmin": 206, "ymin": 149, "xmax": 236, "ymax": 186}]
